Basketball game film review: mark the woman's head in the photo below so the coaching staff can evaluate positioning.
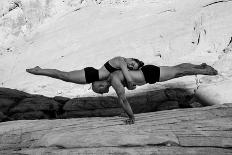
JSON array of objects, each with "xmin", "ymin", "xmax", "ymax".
[
  {"xmin": 126, "ymin": 58, "xmax": 144, "ymax": 70},
  {"xmin": 92, "ymin": 80, "xmax": 110, "ymax": 94}
]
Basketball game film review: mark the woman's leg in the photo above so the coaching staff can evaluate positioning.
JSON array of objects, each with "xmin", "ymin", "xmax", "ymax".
[
  {"xmin": 159, "ymin": 63, "xmax": 217, "ymax": 82},
  {"xmin": 26, "ymin": 66, "xmax": 87, "ymax": 84}
]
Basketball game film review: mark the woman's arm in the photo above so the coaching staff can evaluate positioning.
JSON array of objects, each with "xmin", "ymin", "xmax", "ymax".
[{"xmin": 118, "ymin": 57, "xmax": 135, "ymax": 89}]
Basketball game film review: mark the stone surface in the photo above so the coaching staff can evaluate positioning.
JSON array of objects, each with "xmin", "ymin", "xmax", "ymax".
[
  {"xmin": 156, "ymin": 101, "xmax": 179, "ymax": 111},
  {"xmin": 10, "ymin": 111, "xmax": 49, "ymax": 120},
  {"xmin": 0, "ymin": 112, "xmax": 8, "ymax": 122},
  {"xmin": 63, "ymin": 88, "xmax": 192, "ymax": 118},
  {"xmin": 64, "ymin": 107, "xmax": 124, "ymax": 118},
  {"xmin": 196, "ymin": 80, "xmax": 232, "ymax": 106},
  {"xmin": 0, "ymin": 98, "xmax": 16, "ymax": 113},
  {"xmin": 0, "ymin": 87, "xmax": 32, "ymax": 100},
  {"xmin": 53, "ymin": 96, "xmax": 70, "ymax": 105},
  {"xmin": 0, "ymin": 87, "xmax": 197, "ymax": 121},
  {"xmin": 63, "ymin": 96, "xmax": 118, "ymax": 111},
  {"xmin": 0, "ymin": 104, "xmax": 231, "ymax": 155},
  {"xmin": 9, "ymin": 96, "xmax": 60, "ymax": 113}
]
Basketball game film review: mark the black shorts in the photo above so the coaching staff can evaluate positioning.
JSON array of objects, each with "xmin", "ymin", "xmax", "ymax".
[
  {"xmin": 84, "ymin": 67, "xmax": 99, "ymax": 83},
  {"xmin": 141, "ymin": 65, "xmax": 160, "ymax": 84}
]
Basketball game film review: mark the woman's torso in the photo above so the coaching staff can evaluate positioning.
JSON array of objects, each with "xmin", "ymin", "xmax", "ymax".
[{"xmin": 98, "ymin": 57, "xmax": 122, "ymax": 80}]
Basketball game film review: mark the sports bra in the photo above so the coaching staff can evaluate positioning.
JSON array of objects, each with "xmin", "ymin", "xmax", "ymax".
[{"xmin": 104, "ymin": 61, "xmax": 120, "ymax": 73}]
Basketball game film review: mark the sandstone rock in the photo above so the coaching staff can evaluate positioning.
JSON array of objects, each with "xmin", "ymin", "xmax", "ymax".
[
  {"xmin": 0, "ymin": 98, "xmax": 16, "ymax": 113},
  {"xmin": 10, "ymin": 111, "xmax": 49, "ymax": 120},
  {"xmin": 63, "ymin": 96, "xmax": 118, "ymax": 111},
  {"xmin": 126, "ymin": 90, "xmax": 168, "ymax": 113},
  {"xmin": 0, "ymin": 112, "xmax": 8, "ymax": 122},
  {"xmin": 53, "ymin": 96, "xmax": 70, "ymax": 105},
  {"xmin": 64, "ymin": 108, "xmax": 124, "ymax": 118},
  {"xmin": 189, "ymin": 101, "xmax": 203, "ymax": 108},
  {"xmin": 0, "ymin": 104, "xmax": 231, "ymax": 154},
  {"xmin": 196, "ymin": 80, "xmax": 232, "ymax": 106},
  {"xmin": 0, "ymin": 87, "xmax": 196, "ymax": 120},
  {"xmin": 62, "ymin": 90, "xmax": 166, "ymax": 118},
  {"xmin": 164, "ymin": 88, "xmax": 192, "ymax": 101},
  {"xmin": 9, "ymin": 96, "xmax": 60, "ymax": 113},
  {"xmin": 156, "ymin": 101, "xmax": 179, "ymax": 111},
  {"xmin": 63, "ymin": 89, "xmax": 194, "ymax": 118},
  {"xmin": 0, "ymin": 87, "xmax": 31, "ymax": 100}
]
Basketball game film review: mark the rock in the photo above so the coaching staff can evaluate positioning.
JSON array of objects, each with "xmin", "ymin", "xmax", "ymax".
[
  {"xmin": 0, "ymin": 104, "xmax": 231, "ymax": 154},
  {"xmin": 164, "ymin": 88, "xmax": 192, "ymax": 101},
  {"xmin": 0, "ymin": 112, "xmax": 8, "ymax": 122},
  {"xmin": 0, "ymin": 87, "xmax": 196, "ymax": 120},
  {"xmin": 62, "ymin": 90, "xmax": 166, "ymax": 118},
  {"xmin": 196, "ymin": 80, "xmax": 232, "ymax": 106},
  {"xmin": 156, "ymin": 101, "xmax": 179, "ymax": 111},
  {"xmin": 63, "ymin": 96, "xmax": 119, "ymax": 117},
  {"xmin": 64, "ymin": 108, "xmax": 124, "ymax": 118},
  {"xmin": 190, "ymin": 101, "xmax": 203, "ymax": 108},
  {"xmin": 9, "ymin": 96, "xmax": 60, "ymax": 113},
  {"xmin": 214, "ymin": 52, "xmax": 232, "ymax": 75},
  {"xmin": 63, "ymin": 96, "xmax": 118, "ymax": 111},
  {"xmin": 0, "ymin": 87, "xmax": 31, "ymax": 100},
  {"xmin": 63, "ymin": 89, "xmax": 194, "ymax": 118},
  {"xmin": 0, "ymin": 98, "xmax": 16, "ymax": 113},
  {"xmin": 53, "ymin": 96, "xmax": 70, "ymax": 105},
  {"xmin": 127, "ymin": 89, "xmax": 168, "ymax": 113},
  {"xmin": 10, "ymin": 111, "xmax": 49, "ymax": 120}
]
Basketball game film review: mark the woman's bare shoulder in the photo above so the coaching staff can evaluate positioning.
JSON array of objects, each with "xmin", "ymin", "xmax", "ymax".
[{"xmin": 110, "ymin": 56, "xmax": 125, "ymax": 66}]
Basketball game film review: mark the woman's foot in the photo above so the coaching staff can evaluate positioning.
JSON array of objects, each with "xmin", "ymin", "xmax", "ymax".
[
  {"xmin": 194, "ymin": 63, "xmax": 218, "ymax": 75},
  {"xmin": 26, "ymin": 66, "xmax": 42, "ymax": 75}
]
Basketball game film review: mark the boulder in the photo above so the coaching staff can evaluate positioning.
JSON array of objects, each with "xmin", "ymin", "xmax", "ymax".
[
  {"xmin": 0, "ymin": 98, "xmax": 16, "ymax": 113},
  {"xmin": 63, "ymin": 89, "xmax": 194, "ymax": 118},
  {"xmin": 195, "ymin": 80, "xmax": 232, "ymax": 106},
  {"xmin": 0, "ymin": 87, "xmax": 31, "ymax": 100},
  {"xmin": 156, "ymin": 101, "xmax": 179, "ymax": 111},
  {"xmin": 53, "ymin": 96, "xmax": 70, "ymax": 105},
  {"xmin": 0, "ymin": 104, "xmax": 231, "ymax": 154},
  {"xmin": 127, "ymin": 89, "xmax": 168, "ymax": 113},
  {"xmin": 64, "ymin": 108, "xmax": 124, "ymax": 118},
  {"xmin": 63, "ymin": 96, "xmax": 119, "ymax": 111},
  {"xmin": 10, "ymin": 111, "xmax": 49, "ymax": 120},
  {"xmin": 0, "ymin": 112, "xmax": 9, "ymax": 122},
  {"xmin": 10, "ymin": 96, "xmax": 60, "ymax": 113}
]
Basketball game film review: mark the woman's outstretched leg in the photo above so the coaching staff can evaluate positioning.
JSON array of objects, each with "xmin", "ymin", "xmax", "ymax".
[
  {"xmin": 159, "ymin": 63, "xmax": 217, "ymax": 82},
  {"xmin": 26, "ymin": 66, "xmax": 87, "ymax": 84}
]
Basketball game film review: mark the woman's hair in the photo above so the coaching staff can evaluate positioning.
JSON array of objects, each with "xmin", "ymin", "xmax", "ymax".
[{"xmin": 132, "ymin": 58, "xmax": 144, "ymax": 68}]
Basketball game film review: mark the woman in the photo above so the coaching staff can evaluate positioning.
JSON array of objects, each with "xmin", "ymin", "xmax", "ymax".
[{"xmin": 26, "ymin": 56, "xmax": 144, "ymax": 88}]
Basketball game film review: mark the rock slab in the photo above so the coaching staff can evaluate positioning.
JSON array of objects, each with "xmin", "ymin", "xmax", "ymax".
[
  {"xmin": 0, "ymin": 104, "xmax": 231, "ymax": 155},
  {"xmin": 0, "ymin": 87, "xmax": 196, "ymax": 121}
]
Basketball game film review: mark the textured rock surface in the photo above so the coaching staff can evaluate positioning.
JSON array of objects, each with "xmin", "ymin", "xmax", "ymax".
[
  {"xmin": 0, "ymin": 104, "xmax": 231, "ymax": 155},
  {"xmin": 0, "ymin": 98, "xmax": 16, "ymax": 113},
  {"xmin": 9, "ymin": 97, "xmax": 60, "ymax": 113},
  {"xmin": 0, "ymin": 87, "xmax": 32, "ymax": 100},
  {"xmin": 196, "ymin": 80, "xmax": 232, "ymax": 106},
  {"xmin": 0, "ymin": 87, "xmax": 197, "ymax": 121}
]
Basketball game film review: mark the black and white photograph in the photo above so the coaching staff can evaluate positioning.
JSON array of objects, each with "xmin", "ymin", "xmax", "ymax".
[{"xmin": 0, "ymin": 0, "xmax": 232, "ymax": 154}]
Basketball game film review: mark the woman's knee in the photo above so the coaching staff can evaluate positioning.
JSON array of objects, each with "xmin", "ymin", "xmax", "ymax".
[{"xmin": 59, "ymin": 72, "xmax": 72, "ymax": 82}]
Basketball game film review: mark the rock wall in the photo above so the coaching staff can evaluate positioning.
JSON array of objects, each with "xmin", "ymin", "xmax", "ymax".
[
  {"xmin": 0, "ymin": 0, "xmax": 85, "ymax": 49},
  {"xmin": 0, "ymin": 104, "xmax": 231, "ymax": 154},
  {"xmin": 0, "ymin": 87, "xmax": 200, "ymax": 122}
]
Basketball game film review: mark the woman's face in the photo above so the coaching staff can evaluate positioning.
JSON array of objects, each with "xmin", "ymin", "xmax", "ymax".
[{"xmin": 126, "ymin": 59, "xmax": 139, "ymax": 70}]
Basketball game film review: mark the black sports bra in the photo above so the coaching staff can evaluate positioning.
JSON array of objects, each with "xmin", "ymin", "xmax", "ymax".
[{"xmin": 104, "ymin": 61, "xmax": 119, "ymax": 73}]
